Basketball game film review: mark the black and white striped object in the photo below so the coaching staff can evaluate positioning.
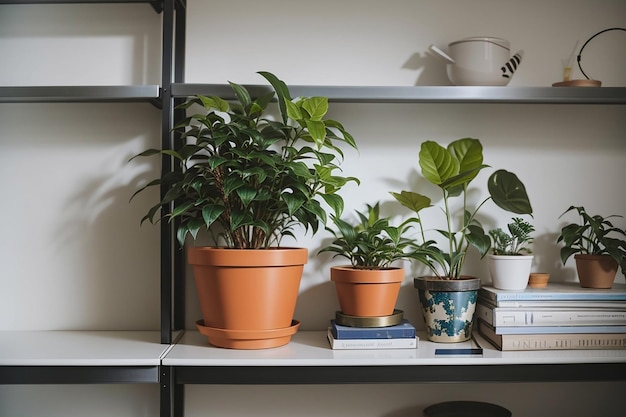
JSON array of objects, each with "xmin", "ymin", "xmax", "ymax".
[{"xmin": 501, "ymin": 51, "xmax": 524, "ymax": 79}]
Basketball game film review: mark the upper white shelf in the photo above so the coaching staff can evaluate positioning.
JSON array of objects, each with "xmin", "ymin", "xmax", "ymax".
[
  {"xmin": 171, "ymin": 84, "xmax": 626, "ymax": 104},
  {"xmin": 0, "ymin": 85, "xmax": 161, "ymax": 104}
]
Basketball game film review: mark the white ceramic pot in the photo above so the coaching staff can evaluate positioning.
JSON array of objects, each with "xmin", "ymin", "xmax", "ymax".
[{"xmin": 488, "ymin": 254, "xmax": 533, "ymax": 290}]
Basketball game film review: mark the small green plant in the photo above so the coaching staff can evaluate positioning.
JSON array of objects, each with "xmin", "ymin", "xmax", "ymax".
[
  {"xmin": 319, "ymin": 202, "xmax": 417, "ymax": 269},
  {"xmin": 392, "ymin": 137, "xmax": 533, "ymax": 279},
  {"xmin": 489, "ymin": 217, "xmax": 535, "ymax": 255},
  {"xmin": 131, "ymin": 72, "xmax": 359, "ymax": 249},
  {"xmin": 557, "ymin": 205, "xmax": 626, "ymax": 274}
]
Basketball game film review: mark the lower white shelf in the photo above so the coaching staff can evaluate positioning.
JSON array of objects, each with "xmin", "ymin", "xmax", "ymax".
[
  {"xmin": 163, "ymin": 330, "xmax": 626, "ymax": 367},
  {"xmin": 163, "ymin": 330, "xmax": 626, "ymax": 384}
]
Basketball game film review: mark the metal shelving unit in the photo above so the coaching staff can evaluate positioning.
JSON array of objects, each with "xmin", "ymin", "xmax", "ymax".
[{"xmin": 2, "ymin": 1, "xmax": 626, "ymax": 417}]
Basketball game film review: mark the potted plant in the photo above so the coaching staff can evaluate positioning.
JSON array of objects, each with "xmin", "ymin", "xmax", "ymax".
[
  {"xmin": 131, "ymin": 71, "xmax": 359, "ymax": 348},
  {"xmin": 392, "ymin": 137, "xmax": 533, "ymax": 342},
  {"xmin": 557, "ymin": 205, "xmax": 626, "ymax": 289},
  {"xmin": 319, "ymin": 202, "xmax": 416, "ymax": 324},
  {"xmin": 487, "ymin": 217, "xmax": 535, "ymax": 290}
]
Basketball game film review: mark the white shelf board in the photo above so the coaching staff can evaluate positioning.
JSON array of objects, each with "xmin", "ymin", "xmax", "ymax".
[
  {"xmin": 162, "ymin": 330, "xmax": 626, "ymax": 367},
  {"xmin": 0, "ymin": 330, "xmax": 168, "ymax": 366}
]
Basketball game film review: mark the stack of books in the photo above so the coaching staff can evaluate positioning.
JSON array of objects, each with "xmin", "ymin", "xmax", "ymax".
[
  {"xmin": 476, "ymin": 282, "xmax": 626, "ymax": 351},
  {"xmin": 327, "ymin": 319, "xmax": 418, "ymax": 350}
]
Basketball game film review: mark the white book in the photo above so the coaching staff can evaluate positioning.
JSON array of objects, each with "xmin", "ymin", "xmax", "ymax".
[
  {"xmin": 478, "ymin": 320, "xmax": 626, "ymax": 351},
  {"xmin": 476, "ymin": 302, "xmax": 626, "ymax": 327},
  {"xmin": 326, "ymin": 329, "xmax": 418, "ymax": 350}
]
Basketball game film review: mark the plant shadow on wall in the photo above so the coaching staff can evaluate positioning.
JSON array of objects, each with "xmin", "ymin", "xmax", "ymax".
[{"xmin": 52, "ymin": 136, "xmax": 161, "ymax": 330}]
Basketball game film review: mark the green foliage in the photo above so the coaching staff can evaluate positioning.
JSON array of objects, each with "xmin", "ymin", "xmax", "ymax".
[
  {"xmin": 130, "ymin": 72, "xmax": 359, "ymax": 248},
  {"xmin": 489, "ymin": 217, "xmax": 535, "ymax": 255},
  {"xmin": 557, "ymin": 206, "xmax": 626, "ymax": 274},
  {"xmin": 318, "ymin": 203, "xmax": 418, "ymax": 269},
  {"xmin": 391, "ymin": 138, "xmax": 533, "ymax": 279}
]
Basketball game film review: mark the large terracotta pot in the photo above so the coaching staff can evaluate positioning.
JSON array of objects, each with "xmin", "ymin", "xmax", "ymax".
[
  {"xmin": 331, "ymin": 266, "xmax": 404, "ymax": 317},
  {"xmin": 575, "ymin": 254, "xmax": 618, "ymax": 289},
  {"xmin": 187, "ymin": 247, "xmax": 307, "ymax": 349},
  {"xmin": 414, "ymin": 276, "xmax": 481, "ymax": 343}
]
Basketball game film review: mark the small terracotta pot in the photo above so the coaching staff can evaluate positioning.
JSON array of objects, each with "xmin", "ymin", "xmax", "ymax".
[
  {"xmin": 331, "ymin": 266, "xmax": 404, "ymax": 317},
  {"xmin": 575, "ymin": 254, "xmax": 618, "ymax": 289},
  {"xmin": 528, "ymin": 272, "xmax": 550, "ymax": 288},
  {"xmin": 188, "ymin": 247, "xmax": 307, "ymax": 348}
]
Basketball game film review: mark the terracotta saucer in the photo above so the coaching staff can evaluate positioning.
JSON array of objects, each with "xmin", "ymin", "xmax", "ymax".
[{"xmin": 196, "ymin": 319, "xmax": 301, "ymax": 349}]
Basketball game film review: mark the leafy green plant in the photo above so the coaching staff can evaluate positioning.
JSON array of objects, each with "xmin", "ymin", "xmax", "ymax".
[
  {"xmin": 319, "ymin": 202, "xmax": 417, "ymax": 269},
  {"xmin": 557, "ymin": 205, "xmax": 626, "ymax": 274},
  {"xmin": 391, "ymin": 137, "xmax": 533, "ymax": 279},
  {"xmin": 489, "ymin": 217, "xmax": 535, "ymax": 255},
  {"xmin": 131, "ymin": 71, "xmax": 359, "ymax": 248}
]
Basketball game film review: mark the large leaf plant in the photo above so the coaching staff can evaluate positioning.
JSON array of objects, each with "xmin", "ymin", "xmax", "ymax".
[
  {"xmin": 391, "ymin": 138, "xmax": 533, "ymax": 279},
  {"xmin": 131, "ymin": 72, "xmax": 359, "ymax": 249}
]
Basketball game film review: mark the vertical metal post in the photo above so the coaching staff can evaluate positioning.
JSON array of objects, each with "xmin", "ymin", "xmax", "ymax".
[
  {"xmin": 173, "ymin": 0, "xmax": 187, "ymax": 332},
  {"xmin": 160, "ymin": 0, "xmax": 175, "ymax": 344},
  {"xmin": 160, "ymin": 366, "xmax": 183, "ymax": 417}
]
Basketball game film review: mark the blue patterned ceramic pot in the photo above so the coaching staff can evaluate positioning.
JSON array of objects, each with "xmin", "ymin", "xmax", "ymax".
[{"xmin": 414, "ymin": 276, "xmax": 481, "ymax": 342}]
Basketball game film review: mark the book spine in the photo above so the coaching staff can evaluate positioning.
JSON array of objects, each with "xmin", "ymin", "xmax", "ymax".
[
  {"xmin": 486, "ymin": 300, "xmax": 626, "ymax": 308},
  {"xmin": 327, "ymin": 330, "xmax": 418, "ymax": 350},
  {"xmin": 331, "ymin": 324, "xmax": 416, "ymax": 339},
  {"xmin": 478, "ymin": 288, "xmax": 626, "ymax": 303},
  {"xmin": 492, "ymin": 324, "xmax": 626, "ymax": 335},
  {"xmin": 478, "ymin": 321, "xmax": 626, "ymax": 351},
  {"xmin": 500, "ymin": 333, "xmax": 626, "ymax": 351},
  {"xmin": 476, "ymin": 303, "xmax": 626, "ymax": 327}
]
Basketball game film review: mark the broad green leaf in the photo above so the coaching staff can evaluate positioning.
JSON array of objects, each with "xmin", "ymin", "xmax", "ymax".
[
  {"xmin": 305, "ymin": 119, "xmax": 326, "ymax": 146},
  {"xmin": 466, "ymin": 224, "xmax": 491, "ymax": 258},
  {"xmin": 320, "ymin": 193, "xmax": 345, "ymax": 217},
  {"xmin": 488, "ymin": 169, "xmax": 533, "ymax": 215},
  {"xmin": 202, "ymin": 205, "xmax": 225, "ymax": 227},
  {"xmin": 198, "ymin": 95, "xmax": 229, "ymax": 112},
  {"xmin": 228, "ymin": 81, "xmax": 251, "ymax": 108},
  {"xmin": 391, "ymin": 191, "xmax": 431, "ymax": 214},
  {"xmin": 285, "ymin": 100, "xmax": 303, "ymax": 121},
  {"xmin": 257, "ymin": 71, "xmax": 291, "ymax": 124},
  {"xmin": 448, "ymin": 138, "xmax": 483, "ymax": 179},
  {"xmin": 419, "ymin": 141, "xmax": 459, "ymax": 186},
  {"xmin": 301, "ymin": 97, "xmax": 328, "ymax": 121},
  {"xmin": 236, "ymin": 186, "xmax": 257, "ymax": 207},
  {"xmin": 282, "ymin": 193, "xmax": 306, "ymax": 215}
]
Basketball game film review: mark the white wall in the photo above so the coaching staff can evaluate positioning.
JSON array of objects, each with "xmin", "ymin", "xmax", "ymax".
[{"xmin": 1, "ymin": 0, "xmax": 625, "ymax": 416}]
